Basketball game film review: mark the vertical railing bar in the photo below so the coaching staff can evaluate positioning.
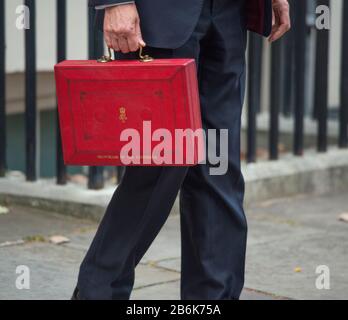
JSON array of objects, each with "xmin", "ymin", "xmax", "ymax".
[
  {"xmin": 339, "ymin": 0, "xmax": 348, "ymax": 148},
  {"xmin": 314, "ymin": 0, "xmax": 330, "ymax": 153},
  {"xmin": 0, "ymin": 0, "xmax": 6, "ymax": 177},
  {"xmin": 56, "ymin": 0, "xmax": 67, "ymax": 185},
  {"xmin": 293, "ymin": 0, "xmax": 307, "ymax": 156},
  {"xmin": 25, "ymin": 0, "xmax": 37, "ymax": 181},
  {"xmin": 247, "ymin": 33, "xmax": 263, "ymax": 163},
  {"xmin": 87, "ymin": 7, "xmax": 105, "ymax": 190},
  {"xmin": 282, "ymin": 29, "xmax": 294, "ymax": 117},
  {"xmin": 269, "ymin": 40, "xmax": 283, "ymax": 160}
]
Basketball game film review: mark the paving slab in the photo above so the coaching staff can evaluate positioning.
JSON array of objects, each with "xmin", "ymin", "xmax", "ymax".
[
  {"xmin": 0, "ymin": 243, "xmax": 82, "ymax": 300},
  {"xmin": 0, "ymin": 242, "xmax": 180, "ymax": 300},
  {"xmin": 1, "ymin": 191, "xmax": 348, "ymax": 300},
  {"xmin": 132, "ymin": 280, "xmax": 284, "ymax": 300},
  {"xmin": 63, "ymin": 215, "xmax": 181, "ymax": 263},
  {"xmin": 0, "ymin": 205, "xmax": 95, "ymax": 245},
  {"xmin": 245, "ymin": 192, "xmax": 348, "ymax": 300},
  {"xmin": 141, "ymin": 215, "xmax": 181, "ymax": 264}
]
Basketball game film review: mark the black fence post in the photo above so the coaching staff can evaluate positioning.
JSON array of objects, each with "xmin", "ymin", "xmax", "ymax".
[
  {"xmin": 88, "ymin": 7, "xmax": 105, "ymax": 190},
  {"xmin": 293, "ymin": 0, "xmax": 307, "ymax": 156},
  {"xmin": 25, "ymin": 0, "xmax": 37, "ymax": 181},
  {"xmin": 0, "ymin": 0, "xmax": 6, "ymax": 177},
  {"xmin": 269, "ymin": 40, "xmax": 284, "ymax": 160},
  {"xmin": 314, "ymin": 0, "xmax": 330, "ymax": 153},
  {"xmin": 339, "ymin": 0, "xmax": 348, "ymax": 148},
  {"xmin": 247, "ymin": 33, "xmax": 263, "ymax": 163},
  {"xmin": 282, "ymin": 29, "xmax": 294, "ymax": 117},
  {"xmin": 56, "ymin": 0, "xmax": 67, "ymax": 185}
]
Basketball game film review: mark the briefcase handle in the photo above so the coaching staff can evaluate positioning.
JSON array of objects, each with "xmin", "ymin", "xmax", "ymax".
[{"xmin": 97, "ymin": 45, "xmax": 154, "ymax": 63}]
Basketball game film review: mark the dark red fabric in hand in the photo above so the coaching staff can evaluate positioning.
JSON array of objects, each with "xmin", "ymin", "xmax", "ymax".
[{"xmin": 246, "ymin": 0, "xmax": 273, "ymax": 37}]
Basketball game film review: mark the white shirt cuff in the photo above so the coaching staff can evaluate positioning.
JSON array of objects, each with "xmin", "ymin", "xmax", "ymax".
[{"xmin": 95, "ymin": 2, "xmax": 135, "ymax": 10}]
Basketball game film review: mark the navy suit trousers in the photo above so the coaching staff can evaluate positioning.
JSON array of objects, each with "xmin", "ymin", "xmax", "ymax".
[{"xmin": 78, "ymin": 0, "xmax": 248, "ymax": 300}]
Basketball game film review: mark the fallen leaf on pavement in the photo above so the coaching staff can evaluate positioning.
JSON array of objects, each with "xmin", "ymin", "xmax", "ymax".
[
  {"xmin": 338, "ymin": 213, "xmax": 348, "ymax": 223},
  {"xmin": 49, "ymin": 235, "xmax": 70, "ymax": 245},
  {"xmin": 294, "ymin": 267, "xmax": 302, "ymax": 273},
  {"xmin": 0, "ymin": 206, "xmax": 9, "ymax": 215},
  {"xmin": 24, "ymin": 235, "xmax": 46, "ymax": 243}
]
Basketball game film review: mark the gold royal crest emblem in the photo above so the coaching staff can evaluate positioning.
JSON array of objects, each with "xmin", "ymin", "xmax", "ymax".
[{"xmin": 119, "ymin": 107, "xmax": 128, "ymax": 123}]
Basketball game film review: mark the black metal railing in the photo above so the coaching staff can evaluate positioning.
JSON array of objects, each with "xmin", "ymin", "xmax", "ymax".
[
  {"xmin": 247, "ymin": 33, "xmax": 263, "ymax": 163},
  {"xmin": 314, "ymin": 0, "xmax": 330, "ymax": 153},
  {"xmin": 56, "ymin": 0, "xmax": 67, "ymax": 185},
  {"xmin": 339, "ymin": 0, "xmax": 348, "ymax": 148},
  {"xmin": 25, "ymin": 0, "xmax": 37, "ymax": 181},
  {"xmin": 0, "ymin": 0, "xmax": 6, "ymax": 177},
  {"xmin": 292, "ymin": 0, "xmax": 307, "ymax": 157},
  {"xmin": 246, "ymin": 0, "xmax": 348, "ymax": 162},
  {"xmin": 0, "ymin": 0, "xmax": 347, "ymax": 187},
  {"xmin": 269, "ymin": 39, "xmax": 283, "ymax": 160}
]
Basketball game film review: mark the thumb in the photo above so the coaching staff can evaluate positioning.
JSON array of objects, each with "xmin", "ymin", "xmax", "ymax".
[{"xmin": 136, "ymin": 21, "xmax": 146, "ymax": 47}]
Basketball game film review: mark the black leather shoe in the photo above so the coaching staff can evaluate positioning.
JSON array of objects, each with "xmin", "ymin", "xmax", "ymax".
[{"xmin": 71, "ymin": 287, "xmax": 81, "ymax": 300}]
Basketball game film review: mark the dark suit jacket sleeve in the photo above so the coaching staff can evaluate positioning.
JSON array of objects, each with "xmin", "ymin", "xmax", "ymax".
[{"xmin": 88, "ymin": 0, "xmax": 133, "ymax": 7}]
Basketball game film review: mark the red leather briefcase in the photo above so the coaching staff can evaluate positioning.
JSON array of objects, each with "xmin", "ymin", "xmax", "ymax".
[{"xmin": 55, "ymin": 49, "xmax": 204, "ymax": 166}]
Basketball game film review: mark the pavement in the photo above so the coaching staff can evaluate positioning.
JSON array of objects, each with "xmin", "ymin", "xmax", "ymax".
[{"xmin": 0, "ymin": 191, "xmax": 347, "ymax": 300}]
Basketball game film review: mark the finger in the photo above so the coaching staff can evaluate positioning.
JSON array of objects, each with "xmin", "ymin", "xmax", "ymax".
[
  {"xmin": 269, "ymin": 24, "xmax": 280, "ymax": 42},
  {"xmin": 272, "ymin": 8, "xmax": 276, "ymax": 27},
  {"xmin": 107, "ymin": 31, "xmax": 120, "ymax": 51},
  {"xmin": 111, "ymin": 38, "xmax": 121, "ymax": 52},
  {"xmin": 269, "ymin": 9, "xmax": 290, "ymax": 42},
  {"xmin": 118, "ymin": 37, "xmax": 130, "ymax": 54},
  {"xmin": 127, "ymin": 34, "xmax": 140, "ymax": 52},
  {"xmin": 104, "ymin": 32, "xmax": 113, "ymax": 50},
  {"xmin": 269, "ymin": 23, "xmax": 289, "ymax": 42},
  {"xmin": 269, "ymin": 23, "xmax": 278, "ymax": 38},
  {"xmin": 269, "ymin": 14, "xmax": 290, "ymax": 42},
  {"xmin": 135, "ymin": 22, "xmax": 146, "ymax": 47}
]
